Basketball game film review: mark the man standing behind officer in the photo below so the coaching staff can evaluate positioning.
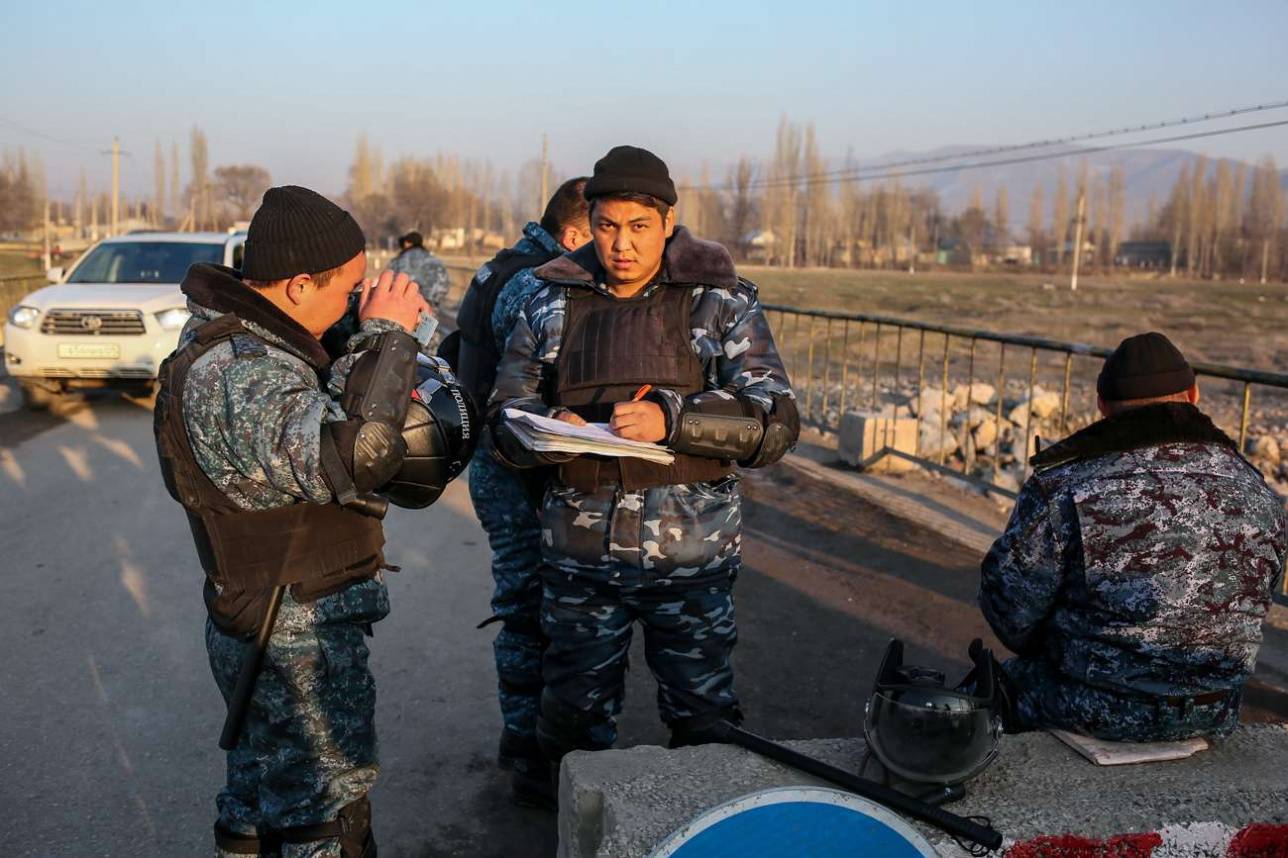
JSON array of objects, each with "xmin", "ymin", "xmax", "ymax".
[
  {"xmin": 391, "ymin": 230, "xmax": 451, "ymax": 312},
  {"xmin": 490, "ymin": 146, "xmax": 798, "ymax": 773},
  {"xmin": 980, "ymin": 332, "xmax": 1287, "ymax": 741},
  {"xmin": 454, "ymin": 177, "xmax": 591, "ymax": 806},
  {"xmin": 154, "ymin": 187, "xmax": 430, "ymax": 857}
]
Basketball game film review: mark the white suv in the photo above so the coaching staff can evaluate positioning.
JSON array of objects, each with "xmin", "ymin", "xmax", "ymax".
[{"xmin": 4, "ymin": 231, "xmax": 245, "ymax": 408}]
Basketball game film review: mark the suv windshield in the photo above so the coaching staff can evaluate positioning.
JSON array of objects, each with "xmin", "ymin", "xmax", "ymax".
[{"xmin": 66, "ymin": 241, "xmax": 224, "ymax": 284}]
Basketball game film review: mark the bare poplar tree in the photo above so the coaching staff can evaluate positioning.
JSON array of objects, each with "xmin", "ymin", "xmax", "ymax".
[
  {"xmin": 170, "ymin": 141, "xmax": 181, "ymax": 227},
  {"xmin": 1249, "ymin": 156, "xmax": 1283, "ymax": 284},
  {"xmin": 154, "ymin": 140, "xmax": 165, "ymax": 226},
  {"xmin": 1052, "ymin": 166, "xmax": 1070, "ymax": 266},
  {"xmin": 726, "ymin": 156, "xmax": 756, "ymax": 260},
  {"xmin": 190, "ymin": 127, "xmax": 210, "ymax": 230},
  {"xmin": 993, "ymin": 185, "xmax": 1009, "ymax": 249},
  {"xmin": 1026, "ymin": 183, "xmax": 1044, "ymax": 261},
  {"xmin": 1107, "ymin": 166, "xmax": 1125, "ymax": 268},
  {"xmin": 1186, "ymin": 156, "xmax": 1207, "ymax": 276}
]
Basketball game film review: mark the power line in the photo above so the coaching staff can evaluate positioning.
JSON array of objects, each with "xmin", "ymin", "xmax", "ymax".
[
  {"xmin": 780, "ymin": 118, "xmax": 1288, "ymax": 190},
  {"xmin": 687, "ymin": 98, "xmax": 1288, "ymax": 192},
  {"xmin": 0, "ymin": 116, "xmax": 97, "ymax": 152}
]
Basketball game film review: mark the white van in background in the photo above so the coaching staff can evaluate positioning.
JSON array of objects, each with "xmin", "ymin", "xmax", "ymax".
[{"xmin": 3, "ymin": 231, "xmax": 245, "ymax": 409}]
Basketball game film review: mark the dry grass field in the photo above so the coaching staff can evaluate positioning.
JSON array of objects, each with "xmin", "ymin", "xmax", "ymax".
[{"xmin": 745, "ymin": 265, "xmax": 1288, "ymax": 375}]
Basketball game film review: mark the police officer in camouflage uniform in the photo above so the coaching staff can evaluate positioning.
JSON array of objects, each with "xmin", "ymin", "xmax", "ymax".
[
  {"xmin": 490, "ymin": 146, "xmax": 799, "ymax": 772},
  {"xmin": 154, "ymin": 186, "xmax": 440, "ymax": 857},
  {"xmin": 454, "ymin": 177, "xmax": 591, "ymax": 806},
  {"xmin": 980, "ymin": 332, "xmax": 1287, "ymax": 742},
  {"xmin": 391, "ymin": 231, "xmax": 451, "ymax": 312}
]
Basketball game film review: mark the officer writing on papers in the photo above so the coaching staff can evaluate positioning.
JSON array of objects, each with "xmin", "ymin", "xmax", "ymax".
[{"xmin": 488, "ymin": 145, "xmax": 800, "ymax": 784}]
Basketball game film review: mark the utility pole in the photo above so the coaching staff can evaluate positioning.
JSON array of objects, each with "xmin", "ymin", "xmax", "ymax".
[
  {"xmin": 42, "ymin": 201, "xmax": 51, "ymax": 271},
  {"xmin": 1069, "ymin": 188, "xmax": 1086, "ymax": 292},
  {"xmin": 111, "ymin": 137, "xmax": 121, "ymax": 235},
  {"xmin": 539, "ymin": 134, "xmax": 549, "ymax": 216}
]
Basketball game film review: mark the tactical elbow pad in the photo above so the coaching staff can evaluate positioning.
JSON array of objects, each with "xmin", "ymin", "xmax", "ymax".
[
  {"xmin": 741, "ymin": 395, "xmax": 799, "ymax": 469},
  {"xmin": 341, "ymin": 331, "xmax": 419, "ymax": 426},
  {"xmin": 320, "ymin": 331, "xmax": 419, "ymax": 499},
  {"xmin": 673, "ymin": 411, "xmax": 765, "ymax": 462}
]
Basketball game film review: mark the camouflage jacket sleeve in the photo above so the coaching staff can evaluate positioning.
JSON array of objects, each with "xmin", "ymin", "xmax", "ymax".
[
  {"xmin": 651, "ymin": 282, "xmax": 796, "ymax": 445},
  {"xmin": 978, "ymin": 477, "xmax": 1070, "ymax": 655},
  {"xmin": 184, "ymin": 340, "xmax": 343, "ymax": 508},
  {"xmin": 488, "ymin": 285, "xmax": 570, "ymax": 467}
]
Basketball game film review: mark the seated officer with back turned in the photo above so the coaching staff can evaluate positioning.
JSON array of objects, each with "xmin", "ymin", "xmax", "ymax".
[{"xmin": 980, "ymin": 332, "xmax": 1287, "ymax": 741}]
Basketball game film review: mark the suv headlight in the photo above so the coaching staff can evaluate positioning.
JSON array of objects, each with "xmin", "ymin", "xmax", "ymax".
[
  {"xmin": 155, "ymin": 307, "xmax": 191, "ymax": 331},
  {"xmin": 7, "ymin": 305, "xmax": 39, "ymax": 329}
]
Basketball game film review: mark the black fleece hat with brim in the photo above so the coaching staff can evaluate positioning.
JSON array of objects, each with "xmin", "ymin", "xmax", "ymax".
[
  {"xmin": 241, "ymin": 185, "xmax": 366, "ymax": 281},
  {"xmin": 1097, "ymin": 331, "xmax": 1196, "ymax": 401}
]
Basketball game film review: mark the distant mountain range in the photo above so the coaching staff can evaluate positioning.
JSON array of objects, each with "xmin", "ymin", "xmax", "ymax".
[{"xmin": 857, "ymin": 145, "xmax": 1288, "ymax": 233}]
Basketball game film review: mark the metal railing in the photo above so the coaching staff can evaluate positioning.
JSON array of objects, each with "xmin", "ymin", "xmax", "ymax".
[{"xmin": 764, "ymin": 304, "xmax": 1288, "ymax": 498}]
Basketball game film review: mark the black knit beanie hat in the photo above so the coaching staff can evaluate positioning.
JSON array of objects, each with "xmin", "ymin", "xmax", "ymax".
[
  {"xmin": 584, "ymin": 145, "xmax": 677, "ymax": 206},
  {"xmin": 241, "ymin": 186, "xmax": 366, "ymax": 281},
  {"xmin": 1097, "ymin": 332, "xmax": 1196, "ymax": 401}
]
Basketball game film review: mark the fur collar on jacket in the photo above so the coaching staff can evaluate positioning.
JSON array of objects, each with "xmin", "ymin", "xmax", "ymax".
[
  {"xmin": 180, "ymin": 263, "xmax": 331, "ymax": 370},
  {"xmin": 1031, "ymin": 402, "xmax": 1237, "ymax": 471},
  {"xmin": 533, "ymin": 226, "xmax": 738, "ymax": 290}
]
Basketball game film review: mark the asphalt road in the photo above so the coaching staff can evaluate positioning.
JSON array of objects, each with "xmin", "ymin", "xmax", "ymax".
[{"xmin": 1, "ymin": 387, "xmax": 1284, "ymax": 857}]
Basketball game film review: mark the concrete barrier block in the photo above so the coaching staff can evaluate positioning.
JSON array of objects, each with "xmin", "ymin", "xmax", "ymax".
[
  {"xmin": 559, "ymin": 727, "xmax": 1288, "ymax": 857},
  {"xmin": 838, "ymin": 411, "xmax": 918, "ymax": 471}
]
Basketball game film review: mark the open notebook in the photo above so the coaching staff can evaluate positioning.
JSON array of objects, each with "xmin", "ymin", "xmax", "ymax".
[{"xmin": 502, "ymin": 408, "xmax": 675, "ymax": 465}]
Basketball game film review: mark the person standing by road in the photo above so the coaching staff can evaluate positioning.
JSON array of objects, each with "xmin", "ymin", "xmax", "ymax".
[
  {"xmin": 979, "ymin": 332, "xmax": 1288, "ymax": 742},
  {"xmin": 490, "ymin": 146, "xmax": 799, "ymax": 782},
  {"xmin": 391, "ymin": 230, "xmax": 452, "ymax": 312},
  {"xmin": 452, "ymin": 177, "xmax": 591, "ymax": 807},
  {"xmin": 153, "ymin": 186, "xmax": 458, "ymax": 857}
]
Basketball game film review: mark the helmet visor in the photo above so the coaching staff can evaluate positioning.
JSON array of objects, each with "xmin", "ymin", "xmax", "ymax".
[{"xmin": 864, "ymin": 690, "xmax": 999, "ymax": 785}]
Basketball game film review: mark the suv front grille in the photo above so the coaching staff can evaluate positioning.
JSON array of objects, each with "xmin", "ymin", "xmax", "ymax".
[{"xmin": 40, "ymin": 309, "xmax": 147, "ymax": 336}]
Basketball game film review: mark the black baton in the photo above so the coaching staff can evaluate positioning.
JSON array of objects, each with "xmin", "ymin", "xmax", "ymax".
[
  {"xmin": 219, "ymin": 584, "xmax": 286, "ymax": 750},
  {"xmin": 714, "ymin": 721, "xmax": 1003, "ymax": 851}
]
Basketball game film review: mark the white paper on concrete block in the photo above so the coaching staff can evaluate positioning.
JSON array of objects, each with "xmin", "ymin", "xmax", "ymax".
[{"xmin": 1050, "ymin": 729, "xmax": 1209, "ymax": 766}]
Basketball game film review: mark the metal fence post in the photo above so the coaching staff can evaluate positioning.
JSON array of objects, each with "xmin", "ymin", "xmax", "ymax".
[
  {"xmin": 993, "ymin": 344, "xmax": 1006, "ymax": 484},
  {"xmin": 804, "ymin": 316, "xmax": 817, "ymax": 424},
  {"xmin": 1021, "ymin": 348, "xmax": 1038, "ymax": 480},
  {"xmin": 1239, "ymin": 382, "xmax": 1252, "ymax": 453},
  {"xmin": 822, "ymin": 318, "xmax": 834, "ymax": 428},
  {"xmin": 1059, "ymin": 352, "xmax": 1074, "ymax": 435},
  {"xmin": 939, "ymin": 335, "xmax": 951, "ymax": 465},
  {"xmin": 871, "ymin": 322, "xmax": 883, "ymax": 410},
  {"xmin": 839, "ymin": 320, "xmax": 852, "ymax": 418}
]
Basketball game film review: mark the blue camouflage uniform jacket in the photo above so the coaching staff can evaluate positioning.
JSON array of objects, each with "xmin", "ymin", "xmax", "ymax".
[
  {"xmin": 488, "ymin": 227, "xmax": 795, "ymax": 581},
  {"xmin": 980, "ymin": 402, "xmax": 1287, "ymax": 698},
  {"xmin": 489, "ymin": 222, "xmax": 564, "ymax": 354}
]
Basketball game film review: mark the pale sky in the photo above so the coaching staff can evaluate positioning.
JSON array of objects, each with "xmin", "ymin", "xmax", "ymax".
[{"xmin": 4, "ymin": 0, "xmax": 1287, "ymax": 199}]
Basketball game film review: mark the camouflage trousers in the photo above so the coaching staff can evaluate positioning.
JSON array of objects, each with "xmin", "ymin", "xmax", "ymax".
[
  {"xmin": 537, "ymin": 479, "xmax": 744, "ymax": 752},
  {"xmin": 207, "ymin": 580, "xmax": 389, "ymax": 858},
  {"xmin": 467, "ymin": 451, "xmax": 546, "ymax": 743},
  {"xmin": 1003, "ymin": 656, "xmax": 1240, "ymax": 742}
]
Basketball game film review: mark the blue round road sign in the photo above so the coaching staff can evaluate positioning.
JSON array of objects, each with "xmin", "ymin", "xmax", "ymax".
[{"xmin": 648, "ymin": 786, "xmax": 939, "ymax": 857}]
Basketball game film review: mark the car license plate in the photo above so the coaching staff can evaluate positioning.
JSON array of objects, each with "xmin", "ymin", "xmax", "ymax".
[{"xmin": 58, "ymin": 343, "xmax": 120, "ymax": 359}]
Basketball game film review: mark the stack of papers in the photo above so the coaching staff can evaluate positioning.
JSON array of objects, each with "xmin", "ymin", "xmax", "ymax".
[
  {"xmin": 1050, "ymin": 729, "xmax": 1210, "ymax": 766},
  {"xmin": 503, "ymin": 408, "xmax": 675, "ymax": 464}
]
